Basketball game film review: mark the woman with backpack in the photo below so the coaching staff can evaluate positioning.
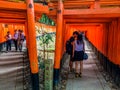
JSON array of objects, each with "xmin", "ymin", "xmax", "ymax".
[
  {"xmin": 73, "ymin": 34, "xmax": 85, "ymax": 77},
  {"xmin": 66, "ymin": 31, "xmax": 79, "ymax": 72}
]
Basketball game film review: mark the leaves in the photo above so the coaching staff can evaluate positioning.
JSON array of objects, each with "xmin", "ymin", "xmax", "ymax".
[
  {"xmin": 40, "ymin": 33, "xmax": 53, "ymax": 45},
  {"xmin": 39, "ymin": 14, "xmax": 55, "ymax": 26}
]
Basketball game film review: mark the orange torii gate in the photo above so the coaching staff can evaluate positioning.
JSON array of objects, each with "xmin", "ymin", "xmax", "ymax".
[
  {"xmin": 53, "ymin": 0, "xmax": 120, "ymax": 86},
  {"xmin": 1, "ymin": 0, "xmax": 120, "ymax": 89},
  {"xmin": 26, "ymin": 0, "xmax": 39, "ymax": 90},
  {"xmin": 0, "ymin": 0, "xmax": 49, "ymax": 90},
  {"xmin": 53, "ymin": 0, "xmax": 63, "ymax": 85}
]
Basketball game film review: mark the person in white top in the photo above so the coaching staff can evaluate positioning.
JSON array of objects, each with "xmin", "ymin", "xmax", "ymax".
[
  {"xmin": 73, "ymin": 34, "xmax": 85, "ymax": 78},
  {"xmin": 5, "ymin": 31, "xmax": 12, "ymax": 51},
  {"xmin": 13, "ymin": 30, "xmax": 18, "ymax": 51},
  {"xmin": 18, "ymin": 30, "xmax": 25, "ymax": 52}
]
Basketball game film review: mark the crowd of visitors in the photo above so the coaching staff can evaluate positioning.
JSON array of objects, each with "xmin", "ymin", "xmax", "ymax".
[{"xmin": 5, "ymin": 29, "xmax": 25, "ymax": 52}]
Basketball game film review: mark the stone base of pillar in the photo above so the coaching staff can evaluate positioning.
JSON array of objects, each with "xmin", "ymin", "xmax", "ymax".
[
  {"xmin": 31, "ymin": 73, "xmax": 39, "ymax": 90},
  {"xmin": 53, "ymin": 69, "xmax": 60, "ymax": 86}
]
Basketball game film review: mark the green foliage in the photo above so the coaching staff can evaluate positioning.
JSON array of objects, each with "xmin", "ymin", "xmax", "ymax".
[
  {"xmin": 39, "ymin": 14, "xmax": 55, "ymax": 26},
  {"xmin": 39, "ymin": 32, "xmax": 53, "ymax": 45},
  {"xmin": 38, "ymin": 32, "xmax": 54, "ymax": 60}
]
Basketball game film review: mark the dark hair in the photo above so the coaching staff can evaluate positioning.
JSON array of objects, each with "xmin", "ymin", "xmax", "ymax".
[
  {"xmin": 18, "ymin": 29, "xmax": 21, "ymax": 32},
  {"xmin": 21, "ymin": 30, "xmax": 23, "ymax": 32},
  {"xmin": 7, "ymin": 31, "xmax": 10, "ymax": 34},
  {"xmin": 73, "ymin": 31, "xmax": 79, "ymax": 36},
  {"xmin": 77, "ymin": 34, "xmax": 83, "ymax": 44},
  {"xmin": 69, "ymin": 36, "xmax": 74, "ymax": 43},
  {"xmin": 14, "ymin": 30, "xmax": 17, "ymax": 32}
]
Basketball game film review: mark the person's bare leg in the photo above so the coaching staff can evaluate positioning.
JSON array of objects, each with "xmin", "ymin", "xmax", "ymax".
[
  {"xmin": 80, "ymin": 61, "xmax": 83, "ymax": 74},
  {"xmin": 75, "ymin": 61, "xmax": 79, "ymax": 73},
  {"xmin": 75, "ymin": 61, "xmax": 79, "ymax": 77},
  {"xmin": 70, "ymin": 61, "xmax": 73, "ymax": 71}
]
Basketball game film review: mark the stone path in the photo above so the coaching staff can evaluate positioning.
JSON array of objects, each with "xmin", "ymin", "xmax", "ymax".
[
  {"xmin": 0, "ymin": 40, "xmax": 29, "ymax": 90},
  {"xmin": 0, "ymin": 52, "xmax": 24, "ymax": 90},
  {"xmin": 66, "ymin": 41, "xmax": 111, "ymax": 90}
]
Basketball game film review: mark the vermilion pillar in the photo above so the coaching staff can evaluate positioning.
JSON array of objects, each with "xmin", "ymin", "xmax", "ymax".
[
  {"xmin": 90, "ymin": 0, "xmax": 100, "ymax": 9},
  {"xmin": 26, "ymin": 0, "xmax": 39, "ymax": 90},
  {"xmin": 54, "ymin": 0, "xmax": 63, "ymax": 85},
  {"xmin": 25, "ymin": 22, "xmax": 29, "ymax": 48},
  {"xmin": 62, "ymin": 20, "xmax": 66, "ymax": 53},
  {"xmin": 94, "ymin": 0, "xmax": 100, "ymax": 9},
  {"xmin": 0, "ymin": 24, "xmax": 3, "ymax": 51}
]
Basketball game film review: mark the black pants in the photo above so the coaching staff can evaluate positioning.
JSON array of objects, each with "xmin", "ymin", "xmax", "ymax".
[
  {"xmin": 14, "ymin": 40, "xmax": 18, "ymax": 51},
  {"xmin": 6, "ymin": 40, "xmax": 11, "ymax": 51}
]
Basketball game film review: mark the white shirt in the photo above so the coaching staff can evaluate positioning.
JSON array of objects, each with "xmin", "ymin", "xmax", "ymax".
[
  {"xmin": 7, "ymin": 34, "xmax": 12, "ymax": 40},
  {"xmin": 14, "ymin": 32, "xmax": 18, "ymax": 40}
]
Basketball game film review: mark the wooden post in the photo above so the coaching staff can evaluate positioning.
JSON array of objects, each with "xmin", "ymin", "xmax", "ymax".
[
  {"xmin": 94, "ymin": 0, "xmax": 100, "ymax": 9},
  {"xmin": 54, "ymin": 0, "xmax": 63, "ymax": 85},
  {"xmin": 26, "ymin": 0, "xmax": 39, "ymax": 90},
  {"xmin": 62, "ymin": 20, "xmax": 66, "ymax": 53},
  {"xmin": 25, "ymin": 22, "xmax": 29, "ymax": 48},
  {"xmin": 90, "ymin": 4, "xmax": 94, "ymax": 9},
  {"xmin": 0, "ymin": 24, "xmax": 3, "ymax": 51},
  {"xmin": 117, "ymin": 18, "xmax": 120, "ymax": 65},
  {"xmin": 90, "ymin": 0, "xmax": 100, "ymax": 9}
]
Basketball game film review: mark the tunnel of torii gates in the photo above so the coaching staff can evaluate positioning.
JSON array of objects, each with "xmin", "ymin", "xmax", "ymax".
[{"xmin": 0, "ymin": 0, "xmax": 120, "ymax": 89}]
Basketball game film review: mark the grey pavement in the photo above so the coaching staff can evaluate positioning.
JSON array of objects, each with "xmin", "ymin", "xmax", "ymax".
[
  {"xmin": 66, "ymin": 41, "xmax": 111, "ymax": 90},
  {"xmin": 0, "ymin": 52, "xmax": 24, "ymax": 90},
  {"xmin": 0, "ymin": 41, "xmax": 27, "ymax": 90}
]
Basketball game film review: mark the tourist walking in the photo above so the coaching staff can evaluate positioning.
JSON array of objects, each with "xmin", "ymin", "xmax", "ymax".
[
  {"xmin": 18, "ymin": 30, "xmax": 24, "ymax": 52},
  {"xmin": 13, "ymin": 30, "xmax": 18, "ymax": 51},
  {"xmin": 73, "ymin": 34, "xmax": 85, "ymax": 77},
  {"xmin": 5, "ymin": 31, "xmax": 12, "ymax": 52},
  {"xmin": 66, "ymin": 36, "xmax": 75, "ymax": 72}
]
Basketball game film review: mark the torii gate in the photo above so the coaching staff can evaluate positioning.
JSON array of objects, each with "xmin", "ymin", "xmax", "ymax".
[
  {"xmin": 53, "ymin": 0, "xmax": 120, "ymax": 86},
  {"xmin": 0, "ymin": 0, "xmax": 49, "ymax": 90}
]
